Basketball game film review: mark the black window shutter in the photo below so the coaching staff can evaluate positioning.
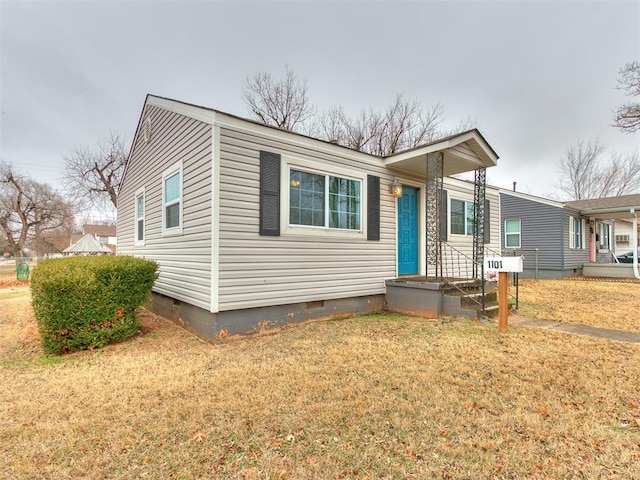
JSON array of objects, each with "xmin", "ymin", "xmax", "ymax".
[
  {"xmin": 259, "ymin": 151, "xmax": 281, "ymax": 236},
  {"xmin": 367, "ymin": 175, "xmax": 380, "ymax": 241},
  {"xmin": 440, "ymin": 189, "xmax": 448, "ymax": 242},
  {"xmin": 483, "ymin": 199, "xmax": 491, "ymax": 244}
]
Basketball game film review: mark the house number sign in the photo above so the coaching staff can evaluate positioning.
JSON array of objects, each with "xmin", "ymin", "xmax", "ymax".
[{"xmin": 484, "ymin": 256, "xmax": 523, "ymax": 273}]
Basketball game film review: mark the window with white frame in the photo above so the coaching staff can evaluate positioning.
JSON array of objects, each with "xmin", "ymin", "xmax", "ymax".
[
  {"xmin": 289, "ymin": 169, "xmax": 361, "ymax": 230},
  {"xmin": 450, "ymin": 198, "xmax": 475, "ymax": 236},
  {"xmin": 134, "ymin": 187, "xmax": 145, "ymax": 245},
  {"xmin": 600, "ymin": 223, "xmax": 611, "ymax": 250},
  {"xmin": 569, "ymin": 216, "xmax": 586, "ymax": 249},
  {"xmin": 504, "ymin": 219, "xmax": 521, "ymax": 248},
  {"xmin": 162, "ymin": 161, "xmax": 183, "ymax": 233}
]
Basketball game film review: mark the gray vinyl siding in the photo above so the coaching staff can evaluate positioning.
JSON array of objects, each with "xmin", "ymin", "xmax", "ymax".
[
  {"xmin": 500, "ymin": 193, "xmax": 564, "ymax": 271},
  {"xmin": 562, "ymin": 209, "xmax": 590, "ymax": 270},
  {"xmin": 117, "ymin": 105, "xmax": 213, "ymax": 310},
  {"xmin": 217, "ymin": 125, "xmax": 396, "ymax": 311}
]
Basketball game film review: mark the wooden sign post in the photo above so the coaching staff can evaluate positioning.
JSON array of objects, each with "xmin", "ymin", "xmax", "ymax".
[
  {"xmin": 498, "ymin": 271, "xmax": 508, "ymax": 332},
  {"xmin": 484, "ymin": 256, "xmax": 524, "ymax": 332}
]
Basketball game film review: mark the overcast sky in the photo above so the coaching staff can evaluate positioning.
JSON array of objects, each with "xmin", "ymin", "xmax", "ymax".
[{"xmin": 1, "ymin": 0, "xmax": 638, "ymax": 202}]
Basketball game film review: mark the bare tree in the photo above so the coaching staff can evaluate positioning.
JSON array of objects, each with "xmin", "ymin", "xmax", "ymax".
[
  {"xmin": 243, "ymin": 67, "xmax": 476, "ymax": 155},
  {"xmin": 602, "ymin": 149, "xmax": 640, "ymax": 195},
  {"xmin": 557, "ymin": 139, "xmax": 640, "ymax": 200},
  {"xmin": 0, "ymin": 162, "xmax": 75, "ymax": 257},
  {"xmin": 242, "ymin": 66, "xmax": 314, "ymax": 132},
  {"xmin": 613, "ymin": 61, "xmax": 640, "ymax": 134},
  {"xmin": 314, "ymin": 94, "xmax": 448, "ymax": 156},
  {"xmin": 62, "ymin": 131, "xmax": 127, "ymax": 218}
]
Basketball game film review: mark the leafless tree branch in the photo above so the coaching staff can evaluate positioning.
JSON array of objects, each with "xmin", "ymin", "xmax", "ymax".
[
  {"xmin": 0, "ymin": 161, "xmax": 74, "ymax": 256},
  {"xmin": 613, "ymin": 61, "xmax": 640, "ymax": 134},
  {"xmin": 62, "ymin": 131, "xmax": 127, "ymax": 219},
  {"xmin": 242, "ymin": 66, "xmax": 315, "ymax": 132},
  {"xmin": 557, "ymin": 139, "xmax": 640, "ymax": 200}
]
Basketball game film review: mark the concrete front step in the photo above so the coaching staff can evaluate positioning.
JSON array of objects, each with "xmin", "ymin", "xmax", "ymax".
[
  {"xmin": 443, "ymin": 287, "xmax": 500, "ymax": 319},
  {"xmin": 445, "ymin": 290, "xmax": 498, "ymax": 308}
]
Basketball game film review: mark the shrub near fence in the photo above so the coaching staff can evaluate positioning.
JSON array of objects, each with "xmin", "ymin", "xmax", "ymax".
[{"xmin": 30, "ymin": 256, "xmax": 158, "ymax": 355}]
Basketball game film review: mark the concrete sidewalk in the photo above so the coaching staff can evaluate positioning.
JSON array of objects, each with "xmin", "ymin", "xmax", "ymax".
[{"xmin": 509, "ymin": 316, "xmax": 640, "ymax": 344}]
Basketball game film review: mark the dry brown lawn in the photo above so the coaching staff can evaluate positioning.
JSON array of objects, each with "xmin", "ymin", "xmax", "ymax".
[
  {"xmin": 1, "ymin": 283, "xmax": 639, "ymax": 479},
  {"xmin": 516, "ymin": 278, "xmax": 640, "ymax": 332}
]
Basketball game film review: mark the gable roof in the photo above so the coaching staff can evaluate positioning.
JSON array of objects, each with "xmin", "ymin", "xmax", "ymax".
[
  {"xmin": 384, "ymin": 128, "xmax": 499, "ymax": 176},
  {"xmin": 120, "ymin": 94, "xmax": 500, "ymax": 192},
  {"xmin": 63, "ymin": 234, "xmax": 114, "ymax": 254}
]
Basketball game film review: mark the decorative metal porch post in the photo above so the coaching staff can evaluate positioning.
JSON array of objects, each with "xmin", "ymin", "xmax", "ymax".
[
  {"xmin": 425, "ymin": 152, "xmax": 444, "ymax": 278},
  {"xmin": 472, "ymin": 167, "xmax": 487, "ymax": 278}
]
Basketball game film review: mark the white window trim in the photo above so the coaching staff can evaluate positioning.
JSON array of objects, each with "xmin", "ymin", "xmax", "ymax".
[
  {"xmin": 281, "ymin": 157, "xmax": 366, "ymax": 239},
  {"xmin": 569, "ymin": 216, "xmax": 586, "ymax": 249},
  {"xmin": 504, "ymin": 218, "xmax": 521, "ymax": 249},
  {"xmin": 134, "ymin": 186, "xmax": 145, "ymax": 246},
  {"xmin": 599, "ymin": 223, "xmax": 611, "ymax": 250},
  {"xmin": 449, "ymin": 196, "xmax": 475, "ymax": 238},
  {"xmin": 162, "ymin": 160, "xmax": 183, "ymax": 236}
]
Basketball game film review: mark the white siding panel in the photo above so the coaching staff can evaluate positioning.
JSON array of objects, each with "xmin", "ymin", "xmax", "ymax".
[
  {"xmin": 442, "ymin": 178, "xmax": 502, "ymax": 261},
  {"xmin": 117, "ymin": 105, "xmax": 213, "ymax": 310},
  {"xmin": 217, "ymin": 127, "xmax": 397, "ymax": 311}
]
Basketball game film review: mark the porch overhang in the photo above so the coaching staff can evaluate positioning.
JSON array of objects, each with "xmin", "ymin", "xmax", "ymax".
[
  {"xmin": 383, "ymin": 129, "xmax": 499, "ymax": 177},
  {"xmin": 566, "ymin": 194, "xmax": 640, "ymax": 220},
  {"xmin": 577, "ymin": 205, "xmax": 640, "ymax": 220}
]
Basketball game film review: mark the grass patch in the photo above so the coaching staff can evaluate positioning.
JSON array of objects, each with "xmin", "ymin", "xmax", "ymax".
[
  {"xmin": 517, "ymin": 278, "xmax": 640, "ymax": 332},
  {"xmin": 2, "ymin": 287, "xmax": 639, "ymax": 479}
]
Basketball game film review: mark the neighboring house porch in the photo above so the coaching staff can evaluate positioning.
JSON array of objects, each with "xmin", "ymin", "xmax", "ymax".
[{"xmin": 567, "ymin": 195, "xmax": 640, "ymax": 280}]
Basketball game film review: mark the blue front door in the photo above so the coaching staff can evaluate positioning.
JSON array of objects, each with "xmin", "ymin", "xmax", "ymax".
[{"xmin": 397, "ymin": 186, "xmax": 419, "ymax": 275}]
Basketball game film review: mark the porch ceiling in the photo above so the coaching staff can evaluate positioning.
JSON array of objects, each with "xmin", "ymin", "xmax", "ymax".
[{"xmin": 383, "ymin": 129, "xmax": 499, "ymax": 177}]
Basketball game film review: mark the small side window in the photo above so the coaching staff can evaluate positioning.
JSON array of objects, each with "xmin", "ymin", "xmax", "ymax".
[
  {"xmin": 162, "ymin": 161, "xmax": 183, "ymax": 235},
  {"xmin": 134, "ymin": 187, "xmax": 145, "ymax": 245},
  {"xmin": 504, "ymin": 219, "xmax": 521, "ymax": 248}
]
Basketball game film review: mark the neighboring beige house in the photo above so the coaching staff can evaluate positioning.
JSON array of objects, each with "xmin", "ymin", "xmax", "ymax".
[
  {"xmin": 117, "ymin": 94, "xmax": 501, "ymax": 340},
  {"xmin": 613, "ymin": 219, "xmax": 640, "ymax": 255}
]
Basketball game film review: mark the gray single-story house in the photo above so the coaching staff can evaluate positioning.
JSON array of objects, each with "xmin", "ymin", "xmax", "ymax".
[
  {"xmin": 117, "ymin": 94, "xmax": 502, "ymax": 340},
  {"xmin": 500, "ymin": 190, "xmax": 640, "ymax": 278}
]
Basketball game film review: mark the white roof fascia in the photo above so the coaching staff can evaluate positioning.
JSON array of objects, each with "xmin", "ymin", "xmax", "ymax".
[
  {"xmin": 146, "ymin": 96, "xmax": 384, "ymax": 168},
  {"xmin": 147, "ymin": 96, "xmax": 217, "ymax": 125},
  {"xmin": 498, "ymin": 189, "xmax": 566, "ymax": 209},
  {"xmin": 213, "ymin": 112, "xmax": 384, "ymax": 168},
  {"xmin": 385, "ymin": 130, "xmax": 498, "ymax": 167}
]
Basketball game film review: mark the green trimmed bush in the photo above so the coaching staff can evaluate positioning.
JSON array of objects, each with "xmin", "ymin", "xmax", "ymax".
[{"xmin": 30, "ymin": 256, "xmax": 158, "ymax": 355}]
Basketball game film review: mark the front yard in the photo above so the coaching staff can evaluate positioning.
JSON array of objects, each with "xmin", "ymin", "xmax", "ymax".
[
  {"xmin": 1, "ymin": 280, "xmax": 639, "ymax": 479},
  {"xmin": 516, "ymin": 278, "xmax": 640, "ymax": 332}
]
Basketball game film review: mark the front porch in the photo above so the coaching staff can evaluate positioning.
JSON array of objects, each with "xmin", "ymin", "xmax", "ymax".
[{"xmin": 382, "ymin": 130, "xmax": 501, "ymax": 319}]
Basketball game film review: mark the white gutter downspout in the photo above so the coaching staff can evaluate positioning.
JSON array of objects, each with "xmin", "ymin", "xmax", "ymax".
[{"xmin": 631, "ymin": 208, "xmax": 640, "ymax": 280}]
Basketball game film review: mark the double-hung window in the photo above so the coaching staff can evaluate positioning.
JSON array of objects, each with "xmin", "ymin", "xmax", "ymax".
[
  {"xmin": 569, "ymin": 216, "xmax": 585, "ymax": 249},
  {"xmin": 162, "ymin": 161, "xmax": 183, "ymax": 234},
  {"xmin": 450, "ymin": 199, "xmax": 475, "ymax": 236},
  {"xmin": 289, "ymin": 169, "xmax": 361, "ymax": 230},
  {"xmin": 134, "ymin": 187, "xmax": 145, "ymax": 245},
  {"xmin": 504, "ymin": 219, "xmax": 521, "ymax": 248}
]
